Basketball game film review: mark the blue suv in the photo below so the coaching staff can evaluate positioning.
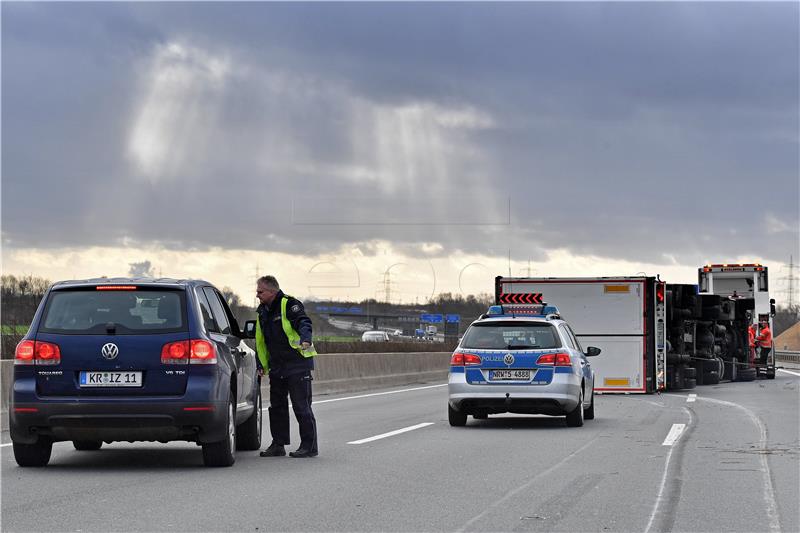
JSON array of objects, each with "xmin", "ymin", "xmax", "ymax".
[{"xmin": 10, "ymin": 278, "xmax": 261, "ymax": 467}]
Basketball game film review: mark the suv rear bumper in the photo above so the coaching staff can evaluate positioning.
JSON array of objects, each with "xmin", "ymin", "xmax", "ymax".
[{"xmin": 10, "ymin": 399, "xmax": 229, "ymax": 444}]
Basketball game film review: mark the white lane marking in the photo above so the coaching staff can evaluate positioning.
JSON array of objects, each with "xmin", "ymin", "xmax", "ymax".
[
  {"xmin": 662, "ymin": 423, "xmax": 686, "ymax": 446},
  {"xmin": 687, "ymin": 394, "xmax": 697, "ymax": 403},
  {"xmin": 778, "ymin": 368, "xmax": 800, "ymax": 377},
  {"xmin": 457, "ymin": 436, "xmax": 598, "ymax": 532},
  {"xmin": 687, "ymin": 395, "xmax": 782, "ymax": 532},
  {"xmin": 645, "ymin": 407, "xmax": 693, "ymax": 533},
  {"xmin": 347, "ymin": 422, "xmax": 434, "ymax": 445},
  {"xmin": 261, "ymin": 383, "xmax": 447, "ymax": 412}
]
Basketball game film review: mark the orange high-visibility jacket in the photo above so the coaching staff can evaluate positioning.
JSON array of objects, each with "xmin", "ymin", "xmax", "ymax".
[
  {"xmin": 757, "ymin": 325, "xmax": 772, "ymax": 347},
  {"xmin": 748, "ymin": 325, "xmax": 756, "ymax": 348}
]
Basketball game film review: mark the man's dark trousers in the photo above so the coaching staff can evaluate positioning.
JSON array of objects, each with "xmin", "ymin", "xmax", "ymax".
[{"xmin": 269, "ymin": 372, "xmax": 318, "ymax": 453}]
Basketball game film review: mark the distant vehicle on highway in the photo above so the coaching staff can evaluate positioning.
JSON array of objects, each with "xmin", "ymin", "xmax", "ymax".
[
  {"xmin": 10, "ymin": 278, "xmax": 261, "ymax": 467},
  {"xmin": 362, "ymin": 330, "xmax": 390, "ymax": 342},
  {"xmin": 448, "ymin": 304, "xmax": 600, "ymax": 427}
]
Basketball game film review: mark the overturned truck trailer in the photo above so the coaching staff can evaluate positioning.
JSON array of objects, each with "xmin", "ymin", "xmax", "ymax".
[{"xmin": 495, "ymin": 265, "xmax": 775, "ymax": 393}]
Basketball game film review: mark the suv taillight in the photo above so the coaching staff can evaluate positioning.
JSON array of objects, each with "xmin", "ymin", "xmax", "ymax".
[
  {"xmin": 537, "ymin": 352, "xmax": 571, "ymax": 366},
  {"xmin": 15, "ymin": 340, "xmax": 61, "ymax": 365},
  {"xmin": 161, "ymin": 340, "xmax": 216, "ymax": 364},
  {"xmin": 161, "ymin": 341, "xmax": 190, "ymax": 364},
  {"xmin": 15, "ymin": 340, "xmax": 35, "ymax": 365},
  {"xmin": 190, "ymin": 340, "xmax": 216, "ymax": 364},
  {"xmin": 450, "ymin": 352, "xmax": 481, "ymax": 366}
]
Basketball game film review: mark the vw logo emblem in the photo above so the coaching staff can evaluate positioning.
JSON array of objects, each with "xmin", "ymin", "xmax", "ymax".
[
  {"xmin": 101, "ymin": 343, "xmax": 119, "ymax": 360},
  {"xmin": 503, "ymin": 353, "xmax": 514, "ymax": 366}
]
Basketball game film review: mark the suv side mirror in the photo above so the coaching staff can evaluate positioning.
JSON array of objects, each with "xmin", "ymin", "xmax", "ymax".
[
  {"xmin": 243, "ymin": 320, "xmax": 257, "ymax": 339},
  {"xmin": 770, "ymin": 298, "xmax": 776, "ymax": 317},
  {"xmin": 585, "ymin": 346, "xmax": 601, "ymax": 357}
]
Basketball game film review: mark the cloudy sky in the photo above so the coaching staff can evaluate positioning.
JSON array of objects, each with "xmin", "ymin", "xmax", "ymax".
[{"xmin": 2, "ymin": 2, "xmax": 798, "ymax": 305}]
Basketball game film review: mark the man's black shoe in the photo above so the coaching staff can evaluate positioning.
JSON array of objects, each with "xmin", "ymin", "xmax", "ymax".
[
  {"xmin": 259, "ymin": 443, "xmax": 286, "ymax": 457},
  {"xmin": 289, "ymin": 448, "xmax": 318, "ymax": 458}
]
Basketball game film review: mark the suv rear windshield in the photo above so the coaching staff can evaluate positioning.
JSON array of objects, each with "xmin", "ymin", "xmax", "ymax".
[
  {"xmin": 460, "ymin": 322, "xmax": 562, "ymax": 350},
  {"xmin": 39, "ymin": 288, "xmax": 188, "ymax": 334}
]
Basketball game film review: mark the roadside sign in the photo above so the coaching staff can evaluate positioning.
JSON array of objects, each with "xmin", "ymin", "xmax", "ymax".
[
  {"xmin": 420, "ymin": 313, "xmax": 443, "ymax": 323},
  {"xmin": 446, "ymin": 314, "xmax": 460, "ymax": 323}
]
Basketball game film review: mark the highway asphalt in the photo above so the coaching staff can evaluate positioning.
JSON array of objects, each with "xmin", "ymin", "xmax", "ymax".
[{"xmin": 2, "ymin": 370, "xmax": 798, "ymax": 532}]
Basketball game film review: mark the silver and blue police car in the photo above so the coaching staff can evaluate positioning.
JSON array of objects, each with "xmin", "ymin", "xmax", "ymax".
[{"xmin": 448, "ymin": 304, "xmax": 601, "ymax": 427}]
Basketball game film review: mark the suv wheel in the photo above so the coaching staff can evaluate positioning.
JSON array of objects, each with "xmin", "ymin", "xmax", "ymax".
[
  {"xmin": 13, "ymin": 438, "xmax": 53, "ymax": 467},
  {"xmin": 448, "ymin": 404, "xmax": 467, "ymax": 427},
  {"xmin": 565, "ymin": 389, "xmax": 584, "ymax": 427},
  {"xmin": 73, "ymin": 440, "xmax": 103, "ymax": 451},
  {"xmin": 236, "ymin": 384, "xmax": 262, "ymax": 451},
  {"xmin": 202, "ymin": 393, "xmax": 236, "ymax": 467}
]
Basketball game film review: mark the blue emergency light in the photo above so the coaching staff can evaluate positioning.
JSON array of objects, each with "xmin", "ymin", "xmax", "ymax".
[{"xmin": 485, "ymin": 304, "xmax": 560, "ymax": 318}]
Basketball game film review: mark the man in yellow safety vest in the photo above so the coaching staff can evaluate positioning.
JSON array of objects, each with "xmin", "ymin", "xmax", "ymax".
[{"xmin": 255, "ymin": 275, "xmax": 318, "ymax": 458}]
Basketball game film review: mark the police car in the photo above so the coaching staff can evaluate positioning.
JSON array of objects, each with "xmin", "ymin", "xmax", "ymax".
[{"xmin": 448, "ymin": 303, "xmax": 600, "ymax": 427}]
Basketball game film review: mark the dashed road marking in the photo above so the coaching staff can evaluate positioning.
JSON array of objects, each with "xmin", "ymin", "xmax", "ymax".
[
  {"xmin": 687, "ymin": 394, "xmax": 697, "ymax": 403},
  {"xmin": 348, "ymin": 422, "xmax": 434, "ymax": 445},
  {"xmin": 662, "ymin": 423, "xmax": 686, "ymax": 446},
  {"xmin": 778, "ymin": 369, "xmax": 800, "ymax": 377}
]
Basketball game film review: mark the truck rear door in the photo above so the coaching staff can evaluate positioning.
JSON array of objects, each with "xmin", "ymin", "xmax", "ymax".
[{"xmin": 497, "ymin": 278, "xmax": 649, "ymax": 393}]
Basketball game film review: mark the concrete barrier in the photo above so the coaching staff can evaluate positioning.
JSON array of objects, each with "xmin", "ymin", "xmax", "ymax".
[{"xmin": 1, "ymin": 352, "xmax": 450, "ymax": 427}]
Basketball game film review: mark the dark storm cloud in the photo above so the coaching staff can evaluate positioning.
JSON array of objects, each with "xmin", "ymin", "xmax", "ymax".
[{"xmin": 2, "ymin": 2, "xmax": 797, "ymax": 265}]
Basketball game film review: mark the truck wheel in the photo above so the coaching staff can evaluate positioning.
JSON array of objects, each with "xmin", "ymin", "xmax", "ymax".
[
  {"xmin": 704, "ymin": 370, "xmax": 720, "ymax": 385},
  {"xmin": 236, "ymin": 384, "xmax": 262, "ymax": 451},
  {"xmin": 202, "ymin": 393, "xmax": 236, "ymax": 467},
  {"xmin": 738, "ymin": 368, "xmax": 756, "ymax": 382},
  {"xmin": 448, "ymin": 404, "xmax": 467, "ymax": 427},
  {"xmin": 683, "ymin": 367, "xmax": 697, "ymax": 379},
  {"xmin": 584, "ymin": 389, "xmax": 595, "ymax": 420},
  {"xmin": 565, "ymin": 390, "xmax": 584, "ymax": 427},
  {"xmin": 684, "ymin": 378, "xmax": 697, "ymax": 390},
  {"xmin": 13, "ymin": 438, "xmax": 53, "ymax": 467},
  {"xmin": 766, "ymin": 369, "xmax": 776, "ymax": 380},
  {"xmin": 73, "ymin": 440, "xmax": 102, "ymax": 451}
]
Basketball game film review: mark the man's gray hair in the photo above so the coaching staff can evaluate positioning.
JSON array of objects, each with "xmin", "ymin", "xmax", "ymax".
[{"xmin": 258, "ymin": 275, "xmax": 280, "ymax": 290}]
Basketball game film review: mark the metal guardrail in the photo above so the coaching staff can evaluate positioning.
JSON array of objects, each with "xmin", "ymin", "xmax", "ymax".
[{"xmin": 775, "ymin": 350, "xmax": 800, "ymax": 364}]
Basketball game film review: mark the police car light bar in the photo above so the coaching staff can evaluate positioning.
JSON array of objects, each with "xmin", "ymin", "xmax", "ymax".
[{"xmin": 486, "ymin": 304, "xmax": 560, "ymax": 317}]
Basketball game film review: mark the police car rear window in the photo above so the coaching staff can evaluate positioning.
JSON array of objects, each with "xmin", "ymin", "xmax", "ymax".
[
  {"xmin": 39, "ymin": 288, "xmax": 188, "ymax": 335},
  {"xmin": 461, "ymin": 322, "xmax": 561, "ymax": 350}
]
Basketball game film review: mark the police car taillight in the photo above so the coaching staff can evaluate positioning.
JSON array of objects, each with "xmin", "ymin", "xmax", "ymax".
[
  {"xmin": 450, "ymin": 352, "xmax": 481, "ymax": 366},
  {"xmin": 537, "ymin": 353, "xmax": 571, "ymax": 366}
]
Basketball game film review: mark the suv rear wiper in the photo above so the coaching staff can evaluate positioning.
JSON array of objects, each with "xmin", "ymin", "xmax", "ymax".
[{"xmin": 507, "ymin": 344, "xmax": 536, "ymax": 350}]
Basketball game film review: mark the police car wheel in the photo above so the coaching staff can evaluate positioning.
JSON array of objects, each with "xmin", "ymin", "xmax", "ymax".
[
  {"xmin": 565, "ymin": 389, "xmax": 584, "ymax": 427},
  {"xmin": 448, "ymin": 404, "xmax": 467, "ymax": 427},
  {"xmin": 584, "ymin": 389, "xmax": 595, "ymax": 420}
]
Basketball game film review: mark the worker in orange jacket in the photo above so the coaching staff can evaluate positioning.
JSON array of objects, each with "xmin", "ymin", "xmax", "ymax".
[
  {"xmin": 748, "ymin": 324, "xmax": 757, "ymax": 364},
  {"xmin": 756, "ymin": 321, "xmax": 772, "ymax": 365}
]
